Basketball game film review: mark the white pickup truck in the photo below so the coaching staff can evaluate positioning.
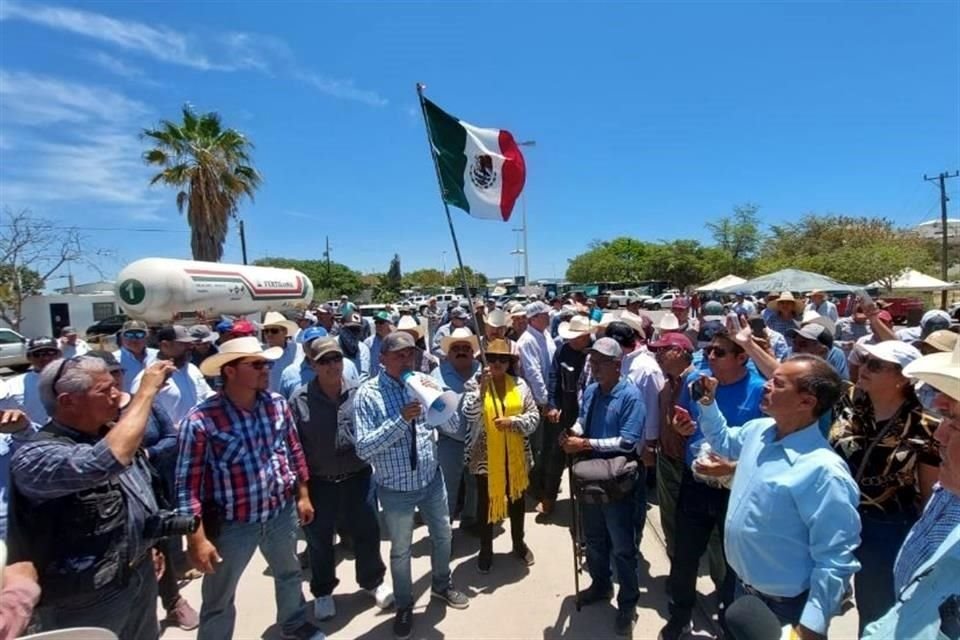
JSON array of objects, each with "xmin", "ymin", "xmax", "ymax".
[
  {"xmin": 0, "ymin": 327, "xmax": 31, "ymax": 372},
  {"xmin": 606, "ymin": 289, "xmax": 650, "ymax": 306}
]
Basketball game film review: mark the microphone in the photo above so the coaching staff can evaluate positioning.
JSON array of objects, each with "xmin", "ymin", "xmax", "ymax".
[{"xmin": 725, "ymin": 595, "xmax": 793, "ymax": 640}]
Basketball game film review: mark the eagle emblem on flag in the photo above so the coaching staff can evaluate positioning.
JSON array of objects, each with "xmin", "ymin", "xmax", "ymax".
[{"xmin": 469, "ymin": 153, "xmax": 497, "ymax": 190}]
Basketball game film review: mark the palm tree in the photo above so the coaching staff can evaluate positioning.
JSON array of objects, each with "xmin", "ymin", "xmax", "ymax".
[{"xmin": 143, "ymin": 105, "xmax": 261, "ymax": 262}]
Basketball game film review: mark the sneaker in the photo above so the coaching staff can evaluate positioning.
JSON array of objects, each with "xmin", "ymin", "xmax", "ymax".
[
  {"xmin": 513, "ymin": 544, "xmax": 535, "ymax": 567},
  {"xmin": 394, "ymin": 607, "xmax": 413, "ymax": 640},
  {"xmin": 166, "ymin": 597, "xmax": 199, "ymax": 631},
  {"xmin": 477, "ymin": 551, "xmax": 492, "ymax": 574},
  {"xmin": 281, "ymin": 622, "xmax": 326, "ymax": 640},
  {"xmin": 657, "ymin": 618, "xmax": 692, "ymax": 640},
  {"xmin": 366, "ymin": 583, "xmax": 395, "ymax": 609},
  {"xmin": 579, "ymin": 584, "xmax": 614, "ymax": 606},
  {"xmin": 431, "ymin": 586, "xmax": 470, "ymax": 609},
  {"xmin": 313, "ymin": 595, "xmax": 336, "ymax": 621},
  {"xmin": 615, "ymin": 610, "xmax": 638, "ymax": 637}
]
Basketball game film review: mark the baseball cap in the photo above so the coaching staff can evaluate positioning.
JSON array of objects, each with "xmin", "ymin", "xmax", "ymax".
[
  {"xmin": 588, "ymin": 337, "xmax": 623, "ymax": 360},
  {"xmin": 876, "ymin": 310, "xmax": 893, "ymax": 325},
  {"xmin": 671, "ymin": 297, "xmax": 690, "ymax": 310},
  {"xmin": 60, "ymin": 326, "xmax": 77, "ymax": 337},
  {"xmin": 299, "ymin": 326, "xmax": 328, "ymax": 346},
  {"xmin": 86, "ymin": 349, "xmax": 122, "ymax": 372},
  {"xmin": 859, "ymin": 340, "xmax": 922, "ymax": 368},
  {"xmin": 701, "ymin": 301, "xmax": 725, "ymax": 319},
  {"xmin": 920, "ymin": 310, "xmax": 951, "ymax": 338},
  {"xmin": 307, "ymin": 337, "xmax": 343, "ymax": 361},
  {"xmin": 923, "ymin": 329, "xmax": 959, "ymax": 353},
  {"xmin": 449, "ymin": 307, "xmax": 469, "ymax": 320},
  {"xmin": 788, "ymin": 323, "xmax": 834, "ymax": 348},
  {"xmin": 373, "ymin": 311, "xmax": 392, "ymax": 323},
  {"xmin": 316, "ymin": 304, "xmax": 334, "ymax": 315},
  {"xmin": 230, "ymin": 319, "xmax": 257, "ymax": 336},
  {"xmin": 697, "ymin": 319, "xmax": 726, "ymax": 345},
  {"xmin": 525, "ymin": 301, "xmax": 551, "ymax": 318},
  {"xmin": 215, "ymin": 318, "xmax": 234, "ymax": 333},
  {"xmin": 122, "ymin": 320, "xmax": 148, "ymax": 332},
  {"xmin": 342, "ymin": 312, "xmax": 362, "ymax": 326},
  {"xmin": 648, "ymin": 332, "xmax": 695, "ymax": 353},
  {"xmin": 156, "ymin": 325, "xmax": 194, "ymax": 343},
  {"xmin": 27, "ymin": 337, "xmax": 60, "ymax": 355},
  {"xmin": 189, "ymin": 324, "xmax": 219, "ymax": 343},
  {"xmin": 382, "ymin": 331, "xmax": 416, "ymax": 352}
]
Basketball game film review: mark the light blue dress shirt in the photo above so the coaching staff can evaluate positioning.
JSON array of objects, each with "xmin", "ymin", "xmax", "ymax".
[
  {"xmin": 698, "ymin": 401, "xmax": 862, "ymax": 634},
  {"xmin": 119, "ymin": 346, "xmax": 158, "ymax": 393}
]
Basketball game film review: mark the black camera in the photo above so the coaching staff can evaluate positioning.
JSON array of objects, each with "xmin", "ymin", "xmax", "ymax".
[{"xmin": 143, "ymin": 510, "xmax": 200, "ymax": 539}]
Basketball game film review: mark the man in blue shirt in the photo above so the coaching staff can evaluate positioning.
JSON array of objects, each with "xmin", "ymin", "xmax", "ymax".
[
  {"xmin": 660, "ymin": 329, "xmax": 766, "ymax": 640},
  {"xmin": 561, "ymin": 337, "xmax": 645, "ymax": 638},
  {"xmin": 694, "ymin": 354, "xmax": 861, "ymax": 639},
  {"xmin": 364, "ymin": 311, "xmax": 395, "ymax": 378}
]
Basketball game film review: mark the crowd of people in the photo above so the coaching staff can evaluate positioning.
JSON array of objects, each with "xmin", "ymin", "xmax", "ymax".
[{"xmin": 0, "ymin": 288, "xmax": 957, "ymax": 640}]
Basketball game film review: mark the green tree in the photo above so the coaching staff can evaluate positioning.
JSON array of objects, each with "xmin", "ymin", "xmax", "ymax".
[
  {"xmin": 253, "ymin": 257, "xmax": 363, "ymax": 298},
  {"xmin": 143, "ymin": 105, "xmax": 261, "ymax": 262},
  {"xmin": 645, "ymin": 240, "xmax": 709, "ymax": 291},
  {"xmin": 565, "ymin": 237, "xmax": 653, "ymax": 282},
  {"xmin": 756, "ymin": 214, "xmax": 935, "ymax": 285},
  {"xmin": 384, "ymin": 254, "xmax": 402, "ymax": 294},
  {"xmin": 705, "ymin": 203, "xmax": 763, "ymax": 277}
]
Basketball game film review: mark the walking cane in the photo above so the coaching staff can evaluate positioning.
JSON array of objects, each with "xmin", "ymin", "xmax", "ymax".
[{"xmin": 567, "ymin": 454, "xmax": 582, "ymax": 611}]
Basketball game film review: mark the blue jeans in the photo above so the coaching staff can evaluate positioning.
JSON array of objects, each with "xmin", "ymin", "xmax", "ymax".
[
  {"xmin": 437, "ymin": 435, "xmax": 477, "ymax": 524},
  {"xmin": 582, "ymin": 484, "xmax": 640, "ymax": 612},
  {"xmin": 855, "ymin": 510, "xmax": 916, "ymax": 633},
  {"xmin": 302, "ymin": 469, "xmax": 387, "ymax": 597},
  {"xmin": 197, "ymin": 502, "xmax": 306, "ymax": 640},
  {"xmin": 378, "ymin": 470, "xmax": 453, "ymax": 609}
]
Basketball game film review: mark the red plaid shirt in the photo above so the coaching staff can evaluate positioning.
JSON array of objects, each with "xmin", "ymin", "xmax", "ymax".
[{"xmin": 176, "ymin": 391, "xmax": 309, "ymax": 523}]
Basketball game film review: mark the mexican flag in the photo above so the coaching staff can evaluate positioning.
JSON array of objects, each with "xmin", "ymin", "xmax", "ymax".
[{"xmin": 423, "ymin": 97, "xmax": 526, "ymax": 222}]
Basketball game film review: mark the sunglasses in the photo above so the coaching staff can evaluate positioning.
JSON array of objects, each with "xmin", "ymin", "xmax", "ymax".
[
  {"xmin": 316, "ymin": 353, "xmax": 344, "ymax": 365},
  {"xmin": 122, "ymin": 330, "xmax": 147, "ymax": 340},
  {"xmin": 263, "ymin": 327, "xmax": 286, "ymax": 335},
  {"xmin": 238, "ymin": 360, "xmax": 273, "ymax": 371},
  {"xmin": 486, "ymin": 354, "xmax": 513, "ymax": 364},
  {"xmin": 704, "ymin": 346, "xmax": 731, "ymax": 358},
  {"xmin": 29, "ymin": 349, "xmax": 60, "ymax": 359},
  {"xmin": 51, "ymin": 355, "xmax": 82, "ymax": 393},
  {"xmin": 862, "ymin": 357, "xmax": 900, "ymax": 373}
]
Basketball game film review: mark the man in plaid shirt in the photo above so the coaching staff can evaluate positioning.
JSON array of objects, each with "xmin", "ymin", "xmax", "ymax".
[
  {"xmin": 176, "ymin": 337, "xmax": 323, "ymax": 640},
  {"xmin": 355, "ymin": 331, "xmax": 469, "ymax": 640}
]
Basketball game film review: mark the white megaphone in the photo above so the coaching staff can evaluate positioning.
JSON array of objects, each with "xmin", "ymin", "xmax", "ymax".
[{"xmin": 402, "ymin": 371, "xmax": 458, "ymax": 426}]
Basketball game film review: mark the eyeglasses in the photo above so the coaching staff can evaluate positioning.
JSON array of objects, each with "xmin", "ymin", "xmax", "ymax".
[
  {"xmin": 29, "ymin": 349, "xmax": 60, "ymax": 359},
  {"xmin": 263, "ymin": 327, "xmax": 285, "ymax": 336},
  {"xmin": 704, "ymin": 346, "xmax": 730, "ymax": 358},
  {"xmin": 238, "ymin": 360, "xmax": 274, "ymax": 371},
  {"xmin": 316, "ymin": 353, "xmax": 344, "ymax": 365},
  {"xmin": 486, "ymin": 354, "xmax": 513, "ymax": 364},
  {"xmin": 122, "ymin": 330, "xmax": 147, "ymax": 340},
  {"xmin": 862, "ymin": 357, "xmax": 900, "ymax": 373}
]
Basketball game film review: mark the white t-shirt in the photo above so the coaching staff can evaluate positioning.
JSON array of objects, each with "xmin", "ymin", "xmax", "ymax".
[
  {"xmin": 60, "ymin": 339, "xmax": 91, "ymax": 359},
  {"xmin": 5, "ymin": 370, "xmax": 47, "ymax": 426},
  {"xmin": 132, "ymin": 362, "xmax": 214, "ymax": 427}
]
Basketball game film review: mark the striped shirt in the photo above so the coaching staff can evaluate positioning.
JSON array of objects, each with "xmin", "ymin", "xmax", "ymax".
[
  {"xmin": 894, "ymin": 485, "xmax": 960, "ymax": 593},
  {"xmin": 176, "ymin": 391, "xmax": 309, "ymax": 523},
  {"xmin": 354, "ymin": 371, "xmax": 459, "ymax": 492}
]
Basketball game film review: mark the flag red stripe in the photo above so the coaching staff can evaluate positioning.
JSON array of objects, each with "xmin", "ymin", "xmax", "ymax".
[{"xmin": 498, "ymin": 130, "xmax": 526, "ymax": 222}]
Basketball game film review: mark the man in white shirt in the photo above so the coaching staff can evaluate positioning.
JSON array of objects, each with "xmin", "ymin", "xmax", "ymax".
[
  {"xmin": 58, "ymin": 326, "xmax": 90, "ymax": 359},
  {"xmin": 117, "ymin": 320, "xmax": 157, "ymax": 393},
  {"xmin": 5, "ymin": 337, "xmax": 61, "ymax": 426},
  {"xmin": 132, "ymin": 324, "xmax": 214, "ymax": 426},
  {"xmin": 804, "ymin": 290, "xmax": 839, "ymax": 323}
]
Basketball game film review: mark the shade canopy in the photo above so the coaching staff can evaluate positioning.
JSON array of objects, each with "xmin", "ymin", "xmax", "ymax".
[
  {"xmin": 721, "ymin": 268, "xmax": 861, "ymax": 295},
  {"xmin": 868, "ymin": 268, "xmax": 959, "ymax": 292},
  {"xmin": 696, "ymin": 274, "xmax": 746, "ymax": 292}
]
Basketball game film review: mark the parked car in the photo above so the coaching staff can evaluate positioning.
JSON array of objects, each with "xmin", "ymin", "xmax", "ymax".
[
  {"xmin": 86, "ymin": 313, "xmax": 129, "ymax": 337},
  {"xmin": 607, "ymin": 289, "xmax": 651, "ymax": 306},
  {"xmin": 643, "ymin": 292, "xmax": 679, "ymax": 310},
  {"xmin": 0, "ymin": 328, "xmax": 30, "ymax": 372}
]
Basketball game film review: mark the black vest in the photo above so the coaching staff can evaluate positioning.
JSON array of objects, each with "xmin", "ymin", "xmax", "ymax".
[{"xmin": 7, "ymin": 422, "xmax": 132, "ymax": 605}]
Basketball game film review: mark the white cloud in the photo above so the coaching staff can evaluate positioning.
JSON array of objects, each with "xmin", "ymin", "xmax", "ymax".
[
  {"xmin": 1, "ymin": 1, "xmax": 387, "ymax": 106},
  {"xmin": 0, "ymin": 69, "xmax": 148, "ymax": 125},
  {"xmin": 81, "ymin": 50, "xmax": 160, "ymax": 86}
]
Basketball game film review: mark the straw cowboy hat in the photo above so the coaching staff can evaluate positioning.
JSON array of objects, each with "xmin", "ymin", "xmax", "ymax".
[
  {"xmin": 396, "ymin": 315, "xmax": 426, "ymax": 341},
  {"xmin": 903, "ymin": 339, "xmax": 960, "ymax": 402},
  {"xmin": 199, "ymin": 336, "xmax": 283, "ymax": 377},
  {"xmin": 441, "ymin": 327, "xmax": 480, "ymax": 356},
  {"xmin": 618, "ymin": 310, "xmax": 648, "ymax": 336},
  {"xmin": 558, "ymin": 315, "xmax": 598, "ymax": 341},
  {"xmin": 261, "ymin": 311, "xmax": 299, "ymax": 336},
  {"xmin": 774, "ymin": 291, "xmax": 804, "ymax": 312},
  {"xmin": 485, "ymin": 309, "xmax": 508, "ymax": 329},
  {"xmin": 483, "ymin": 338, "xmax": 517, "ymax": 359}
]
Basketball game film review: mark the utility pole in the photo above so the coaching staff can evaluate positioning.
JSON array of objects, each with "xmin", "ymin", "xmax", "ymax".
[
  {"xmin": 923, "ymin": 170, "xmax": 959, "ymax": 308},
  {"xmin": 239, "ymin": 219, "xmax": 248, "ymax": 265}
]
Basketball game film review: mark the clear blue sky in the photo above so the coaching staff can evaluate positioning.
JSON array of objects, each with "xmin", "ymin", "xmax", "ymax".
[{"xmin": 1, "ymin": 1, "xmax": 958, "ymax": 286}]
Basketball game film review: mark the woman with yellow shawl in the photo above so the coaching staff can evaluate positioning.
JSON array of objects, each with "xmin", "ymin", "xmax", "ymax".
[{"xmin": 462, "ymin": 339, "xmax": 540, "ymax": 574}]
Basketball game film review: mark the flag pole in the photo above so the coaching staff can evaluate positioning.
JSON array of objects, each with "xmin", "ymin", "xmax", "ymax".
[{"xmin": 416, "ymin": 83, "xmax": 495, "ymax": 379}]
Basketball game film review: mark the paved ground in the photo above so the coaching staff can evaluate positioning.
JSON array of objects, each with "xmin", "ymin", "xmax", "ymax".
[{"xmin": 158, "ymin": 476, "xmax": 860, "ymax": 640}]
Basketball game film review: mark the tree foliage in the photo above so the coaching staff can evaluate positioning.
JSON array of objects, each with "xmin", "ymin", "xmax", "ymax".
[
  {"xmin": 403, "ymin": 265, "xmax": 489, "ymax": 290},
  {"xmin": 143, "ymin": 105, "xmax": 261, "ymax": 262},
  {"xmin": 253, "ymin": 257, "xmax": 363, "ymax": 298},
  {"xmin": 705, "ymin": 203, "xmax": 762, "ymax": 276},
  {"xmin": 385, "ymin": 254, "xmax": 402, "ymax": 293}
]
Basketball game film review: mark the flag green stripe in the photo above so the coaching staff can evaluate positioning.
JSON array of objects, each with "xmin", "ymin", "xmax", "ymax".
[{"xmin": 424, "ymin": 98, "xmax": 470, "ymax": 212}]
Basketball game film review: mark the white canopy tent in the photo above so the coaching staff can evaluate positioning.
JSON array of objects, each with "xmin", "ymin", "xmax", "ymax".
[
  {"xmin": 868, "ymin": 268, "xmax": 960, "ymax": 292},
  {"xmin": 696, "ymin": 274, "xmax": 746, "ymax": 292}
]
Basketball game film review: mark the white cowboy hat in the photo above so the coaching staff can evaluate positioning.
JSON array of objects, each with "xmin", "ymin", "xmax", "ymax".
[
  {"xmin": 558, "ymin": 315, "xmax": 598, "ymax": 340},
  {"xmin": 659, "ymin": 312, "xmax": 680, "ymax": 332},
  {"xmin": 199, "ymin": 336, "xmax": 283, "ymax": 377},
  {"xmin": 440, "ymin": 327, "xmax": 480, "ymax": 356},
  {"xmin": 261, "ymin": 311, "xmax": 300, "ymax": 337},
  {"xmin": 396, "ymin": 315, "xmax": 425, "ymax": 340},
  {"xmin": 801, "ymin": 310, "xmax": 836, "ymax": 337},
  {"xmin": 599, "ymin": 311, "xmax": 622, "ymax": 327},
  {"xmin": 618, "ymin": 310, "xmax": 648, "ymax": 336},
  {"xmin": 903, "ymin": 339, "xmax": 960, "ymax": 402},
  {"xmin": 485, "ymin": 309, "xmax": 508, "ymax": 329}
]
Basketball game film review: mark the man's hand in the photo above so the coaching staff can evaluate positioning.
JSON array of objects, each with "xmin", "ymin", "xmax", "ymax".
[
  {"xmin": 152, "ymin": 548, "xmax": 166, "ymax": 580},
  {"xmin": 188, "ymin": 537, "xmax": 222, "ymax": 574},
  {"xmin": 672, "ymin": 406, "xmax": 696, "ymax": 437},
  {"xmin": 297, "ymin": 495, "xmax": 315, "ymax": 526},
  {"xmin": 545, "ymin": 407, "xmax": 562, "ymax": 423},
  {"xmin": 0, "ymin": 409, "xmax": 30, "ymax": 434},
  {"xmin": 3, "ymin": 560, "xmax": 38, "ymax": 584},
  {"xmin": 140, "ymin": 360, "xmax": 177, "ymax": 393},
  {"xmin": 494, "ymin": 416, "xmax": 514, "ymax": 431},
  {"xmin": 478, "ymin": 366, "xmax": 492, "ymax": 388},
  {"xmin": 400, "ymin": 401, "xmax": 422, "ymax": 423},
  {"xmin": 697, "ymin": 376, "xmax": 719, "ymax": 405},
  {"xmin": 733, "ymin": 327, "xmax": 754, "ymax": 349},
  {"xmin": 693, "ymin": 453, "xmax": 736, "ymax": 477},
  {"xmin": 561, "ymin": 435, "xmax": 590, "ymax": 454}
]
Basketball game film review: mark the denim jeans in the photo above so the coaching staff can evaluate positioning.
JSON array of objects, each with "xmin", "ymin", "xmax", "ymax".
[
  {"xmin": 581, "ymin": 483, "xmax": 640, "ymax": 612},
  {"xmin": 302, "ymin": 469, "xmax": 387, "ymax": 597},
  {"xmin": 437, "ymin": 435, "xmax": 477, "ymax": 524},
  {"xmin": 378, "ymin": 470, "xmax": 453, "ymax": 609},
  {"xmin": 197, "ymin": 502, "xmax": 306, "ymax": 640},
  {"xmin": 45, "ymin": 557, "xmax": 159, "ymax": 639},
  {"xmin": 855, "ymin": 509, "xmax": 916, "ymax": 633}
]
